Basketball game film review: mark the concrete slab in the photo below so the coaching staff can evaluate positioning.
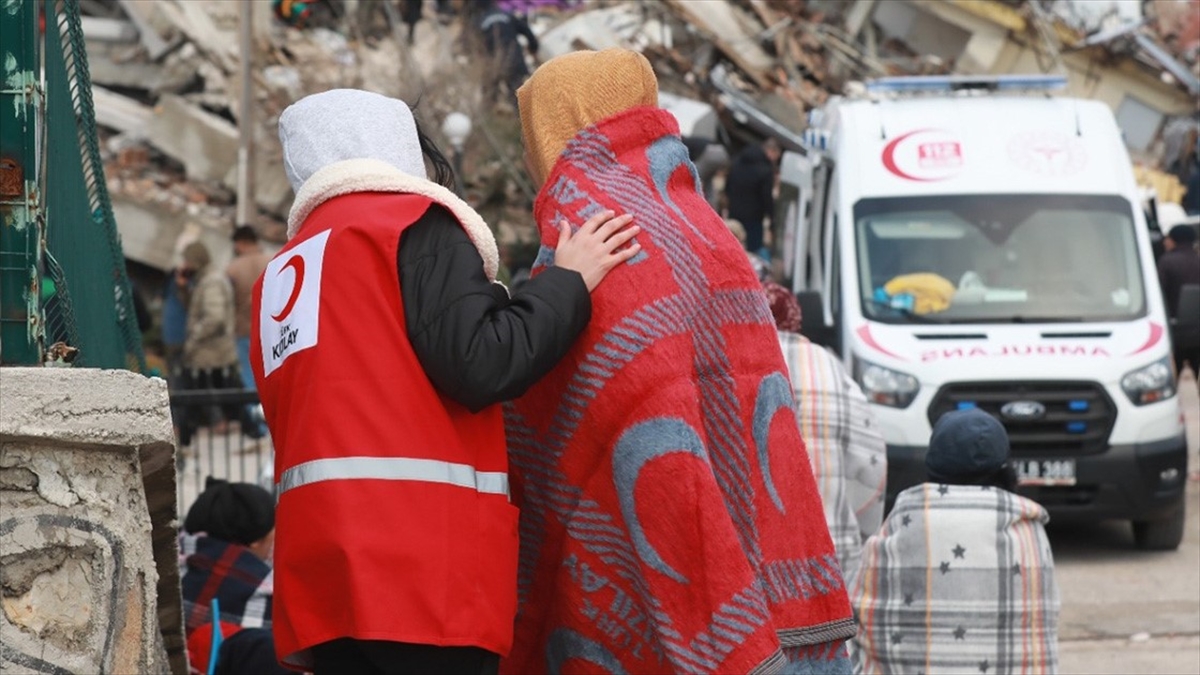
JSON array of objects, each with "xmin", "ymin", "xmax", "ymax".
[
  {"xmin": 0, "ymin": 368, "xmax": 185, "ymax": 675},
  {"xmin": 146, "ymin": 94, "xmax": 239, "ymax": 185}
]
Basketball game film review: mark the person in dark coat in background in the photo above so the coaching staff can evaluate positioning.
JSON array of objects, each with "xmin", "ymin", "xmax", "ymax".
[
  {"xmin": 724, "ymin": 137, "xmax": 780, "ymax": 258},
  {"xmin": 1159, "ymin": 224, "xmax": 1200, "ymax": 380},
  {"xmin": 473, "ymin": 0, "xmax": 539, "ymax": 108},
  {"xmin": 399, "ymin": 0, "xmax": 453, "ymax": 45}
]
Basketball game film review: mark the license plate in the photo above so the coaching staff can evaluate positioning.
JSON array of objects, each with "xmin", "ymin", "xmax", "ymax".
[{"xmin": 1016, "ymin": 459, "xmax": 1076, "ymax": 486}]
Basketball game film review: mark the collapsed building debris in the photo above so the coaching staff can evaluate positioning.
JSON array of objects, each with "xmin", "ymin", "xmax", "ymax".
[{"xmin": 80, "ymin": 0, "xmax": 1197, "ymax": 274}]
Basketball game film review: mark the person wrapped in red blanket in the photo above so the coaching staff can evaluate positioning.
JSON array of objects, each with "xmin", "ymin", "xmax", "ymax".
[{"xmin": 502, "ymin": 48, "xmax": 856, "ymax": 675}]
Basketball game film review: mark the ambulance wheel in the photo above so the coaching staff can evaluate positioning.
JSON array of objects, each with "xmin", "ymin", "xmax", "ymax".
[{"xmin": 1132, "ymin": 506, "xmax": 1185, "ymax": 551}]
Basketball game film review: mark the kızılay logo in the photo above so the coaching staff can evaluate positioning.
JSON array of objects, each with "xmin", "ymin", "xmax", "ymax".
[
  {"xmin": 882, "ymin": 129, "xmax": 965, "ymax": 182},
  {"xmin": 260, "ymin": 229, "xmax": 330, "ymax": 376},
  {"xmin": 271, "ymin": 255, "xmax": 306, "ymax": 322}
]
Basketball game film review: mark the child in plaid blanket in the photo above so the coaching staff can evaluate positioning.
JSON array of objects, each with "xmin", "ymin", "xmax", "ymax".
[{"xmin": 850, "ymin": 409, "xmax": 1060, "ymax": 674}]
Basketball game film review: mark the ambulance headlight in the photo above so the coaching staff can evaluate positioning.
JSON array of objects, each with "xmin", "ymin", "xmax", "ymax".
[
  {"xmin": 1121, "ymin": 357, "xmax": 1176, "ymax": 405},
  {"xmin": 855, "ymin": 359, "xmax": 920, "ymax": 408}
]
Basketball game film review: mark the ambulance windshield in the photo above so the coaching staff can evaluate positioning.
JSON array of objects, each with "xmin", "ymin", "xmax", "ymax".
[{"xmin": 854, "ymin": 194, "xmax": 1146, "ymax": 324}]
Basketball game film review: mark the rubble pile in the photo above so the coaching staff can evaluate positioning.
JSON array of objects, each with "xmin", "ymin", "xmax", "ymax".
[
  {"xmin": 80, "ymin": 0, "xmax": 1197, "ymax": 266},
  {"xmin": 85, "ymin": 0, "xmax": 485, "ymax": 256},
  {"xmin": 86, "ymin": 0, "xmax": 851, "ymax": 258}
]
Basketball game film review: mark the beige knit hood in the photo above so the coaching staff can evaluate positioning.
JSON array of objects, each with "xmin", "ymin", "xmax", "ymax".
[{"xmin": 517, "ymin": 49, "xmax": 658, "ymax": 187}]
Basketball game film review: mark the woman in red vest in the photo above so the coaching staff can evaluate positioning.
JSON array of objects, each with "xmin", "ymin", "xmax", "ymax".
[{"xmin": 251, "ymin": 88, "xmax": 640, "ymax": 675}]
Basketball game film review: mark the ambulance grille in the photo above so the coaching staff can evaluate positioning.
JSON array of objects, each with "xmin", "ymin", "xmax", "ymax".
[{"xmin": 928, "ymin": 381, "xmax": 1115, "ymax": 455}]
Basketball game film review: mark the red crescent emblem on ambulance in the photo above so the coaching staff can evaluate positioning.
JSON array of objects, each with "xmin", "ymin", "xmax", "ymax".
[
  {"xmin": 883, "ymin": 129, "xmax": 963, "ymax": 182},
  {"xmin": 271, "ymin": 256, "xmax": 305, "ymax": 322},
  {"xmin": 857, "ymin": 324, "xmax": 907, "ymax": 361},
  {"xmin": 1127, "ymin": 321, "xmax": 1164, "ymax": 357},
  {"xmin": 882, "ymin": 129, "xmax": 935, "ymax": 182}
]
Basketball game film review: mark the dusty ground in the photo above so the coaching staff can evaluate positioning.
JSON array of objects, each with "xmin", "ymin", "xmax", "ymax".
[{"xmin": 1054, "ymin": 371, "xmax": 1200, "ymax": 675}]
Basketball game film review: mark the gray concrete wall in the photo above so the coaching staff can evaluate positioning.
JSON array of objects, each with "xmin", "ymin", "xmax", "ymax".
[{"xmin": 1, "ymin": 367, "xmax": 185, "ymax": 674}]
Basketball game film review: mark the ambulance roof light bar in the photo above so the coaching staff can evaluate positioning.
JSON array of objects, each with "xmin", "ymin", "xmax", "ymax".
[{"xmin": 864, "ymin": 74, "xmax": 1068, "ymax": 95}]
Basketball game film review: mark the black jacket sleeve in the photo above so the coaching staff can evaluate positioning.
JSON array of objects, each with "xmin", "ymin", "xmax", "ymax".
[
  {"xmin": 759, "ymin": 163, "xmax": 775, "ymax": 222},
  {"xmin": 399, "ymin": 204, "xmax": 591, "ymax": 412}
]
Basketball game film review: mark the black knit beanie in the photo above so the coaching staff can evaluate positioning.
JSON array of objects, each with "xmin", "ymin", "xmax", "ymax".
[
  {"xmin": 184, "ymin": 477, "xmax": 275, "ymax": 546},
  {"xmin": 926, "ymin": 408, "xmax": 1011, "ymax": 485}
]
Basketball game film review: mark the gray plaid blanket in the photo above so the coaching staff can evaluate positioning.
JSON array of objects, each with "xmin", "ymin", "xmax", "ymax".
[
  {"xmin": 849, "ymin": 484, "xmax": 1060, "ymax": 674},
  {"xmin": 779, "ymin": 332, "xmax": 887, "ymax": 576}
]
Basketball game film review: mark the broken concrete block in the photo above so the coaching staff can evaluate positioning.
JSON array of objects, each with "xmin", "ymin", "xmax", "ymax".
[
  {"xmin": 536, "ymin": 4, "xmax": 644, "ymax": 58},
  {"xmin": 0, "ymin": 368, "xmax": 184, "ymax": 675},
  {"xmin": 155, "ymin": 42, "xmax": 205, "ymax": 95},
  {"xmin": 146, "ymin": 94, "xmax": 239, "ymax": 185},
  {"xmin": 92, "ymin": 86, "xmax": 154, "ymax": 136},
  {"xmin": 117, "ymin": 0, "xmax": 179, "ymax": 60},
  {"xmin": 87, "ymin": 51, "xmax": 167, "ymax": 91},
  {"xmin": 80, "ymin": 16, "xmax": 139, "ymax": 44},
  {"xmin": 154, "ymin": 0, "xmax": 238, "ymax": 73}
]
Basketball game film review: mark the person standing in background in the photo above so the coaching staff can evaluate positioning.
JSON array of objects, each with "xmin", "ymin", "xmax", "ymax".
[
  {"xmin": 473, "ymin": 0, "xmax": 539, "ymax": 108},
  {"xmin": 227, "ymin": 225, "xmax": 271, "ymax": 436},
  {"xmin": 180, "ymin": 241, "xmax": 264, "ymax": 446},
  {"xmin": 724, "ymin": 137, "xmax": 780, "ymax": 259},
  {"xmin": 162, "ymin": 260, "xmax": 192, "ymax": 439},
  {"xmin": 1159, "ymin": 224, "xmax": 1200, "ymax": 380}
]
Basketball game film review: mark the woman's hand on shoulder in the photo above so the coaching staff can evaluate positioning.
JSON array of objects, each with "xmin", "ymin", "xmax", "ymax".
[{"xmin": 553, "ymin": 210, "xmax": 641, "ymax": 292}]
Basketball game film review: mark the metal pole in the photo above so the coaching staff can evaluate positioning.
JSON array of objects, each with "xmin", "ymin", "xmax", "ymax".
[{"xmin": 236, "ymin": 0, "xmax": 256, "ymax": 226}]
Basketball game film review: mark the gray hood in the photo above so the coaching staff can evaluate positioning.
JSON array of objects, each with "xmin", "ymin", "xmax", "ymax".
[{"xmin": 278, "ymin": 88, "xmax": 427, "ymax": 193}]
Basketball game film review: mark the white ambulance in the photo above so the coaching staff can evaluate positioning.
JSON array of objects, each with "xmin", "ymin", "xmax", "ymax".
[{"xmin": 778, "ymin": 75, "xmax": 1189, "ymax": 549}]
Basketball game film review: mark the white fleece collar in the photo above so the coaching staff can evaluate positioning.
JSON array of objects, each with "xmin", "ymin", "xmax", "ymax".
[{"xmin": 287, "ymin": 158, "xmax": 499, "ymax": 282}]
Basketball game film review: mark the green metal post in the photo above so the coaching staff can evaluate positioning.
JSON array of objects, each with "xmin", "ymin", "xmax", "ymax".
[{"xmin": 0, "ymin": 0, "xmax": 45, "ymax": 365}]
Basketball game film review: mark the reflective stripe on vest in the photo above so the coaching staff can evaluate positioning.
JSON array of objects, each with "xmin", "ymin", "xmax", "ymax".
[{"xmin": 278, "ymin": 457, "xmax": 510, "ymax": 498}]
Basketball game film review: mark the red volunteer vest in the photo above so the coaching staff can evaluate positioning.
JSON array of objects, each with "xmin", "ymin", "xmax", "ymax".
[{"xmin": 250, "ymin": 192, "xmax": 517, "ymax": 670}]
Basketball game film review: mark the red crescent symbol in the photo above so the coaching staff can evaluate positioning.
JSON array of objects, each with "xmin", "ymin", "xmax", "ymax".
[
  {"xmin": 271, "ymin": 256, "xmax": 305, "ymax": 322},
  {"xmin": 882, "ymin": 128, "xmax": 941, "ymax": 182},
  {"xmin": 857, "ymin": 324, "xmax": 907, "ymax": 361},
  {"xmin": 1127, "ymin": 321, "xmax": 1164, "ymax": 357}
]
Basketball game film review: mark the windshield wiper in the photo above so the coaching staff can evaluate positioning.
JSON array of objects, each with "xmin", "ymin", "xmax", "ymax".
[{"xmin": 866, "ymin": 299, "xmax": 950, "ymax": 324}]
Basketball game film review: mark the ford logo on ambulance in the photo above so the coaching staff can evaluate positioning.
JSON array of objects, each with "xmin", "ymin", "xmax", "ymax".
[{"xmin": 1001, "ymin": 400, "xmax": 1046, "ymax": 421}]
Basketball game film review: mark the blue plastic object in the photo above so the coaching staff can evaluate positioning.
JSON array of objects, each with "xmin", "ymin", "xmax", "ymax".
[{"xmin": 207, "ymin": 598, "xmax": 223, "ymax": 675}]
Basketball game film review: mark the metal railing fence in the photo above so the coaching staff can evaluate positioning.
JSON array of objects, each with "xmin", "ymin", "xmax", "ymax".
[{"xmin": 170, "ymin": 388, "xmax": 272, "ymax": 515}]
